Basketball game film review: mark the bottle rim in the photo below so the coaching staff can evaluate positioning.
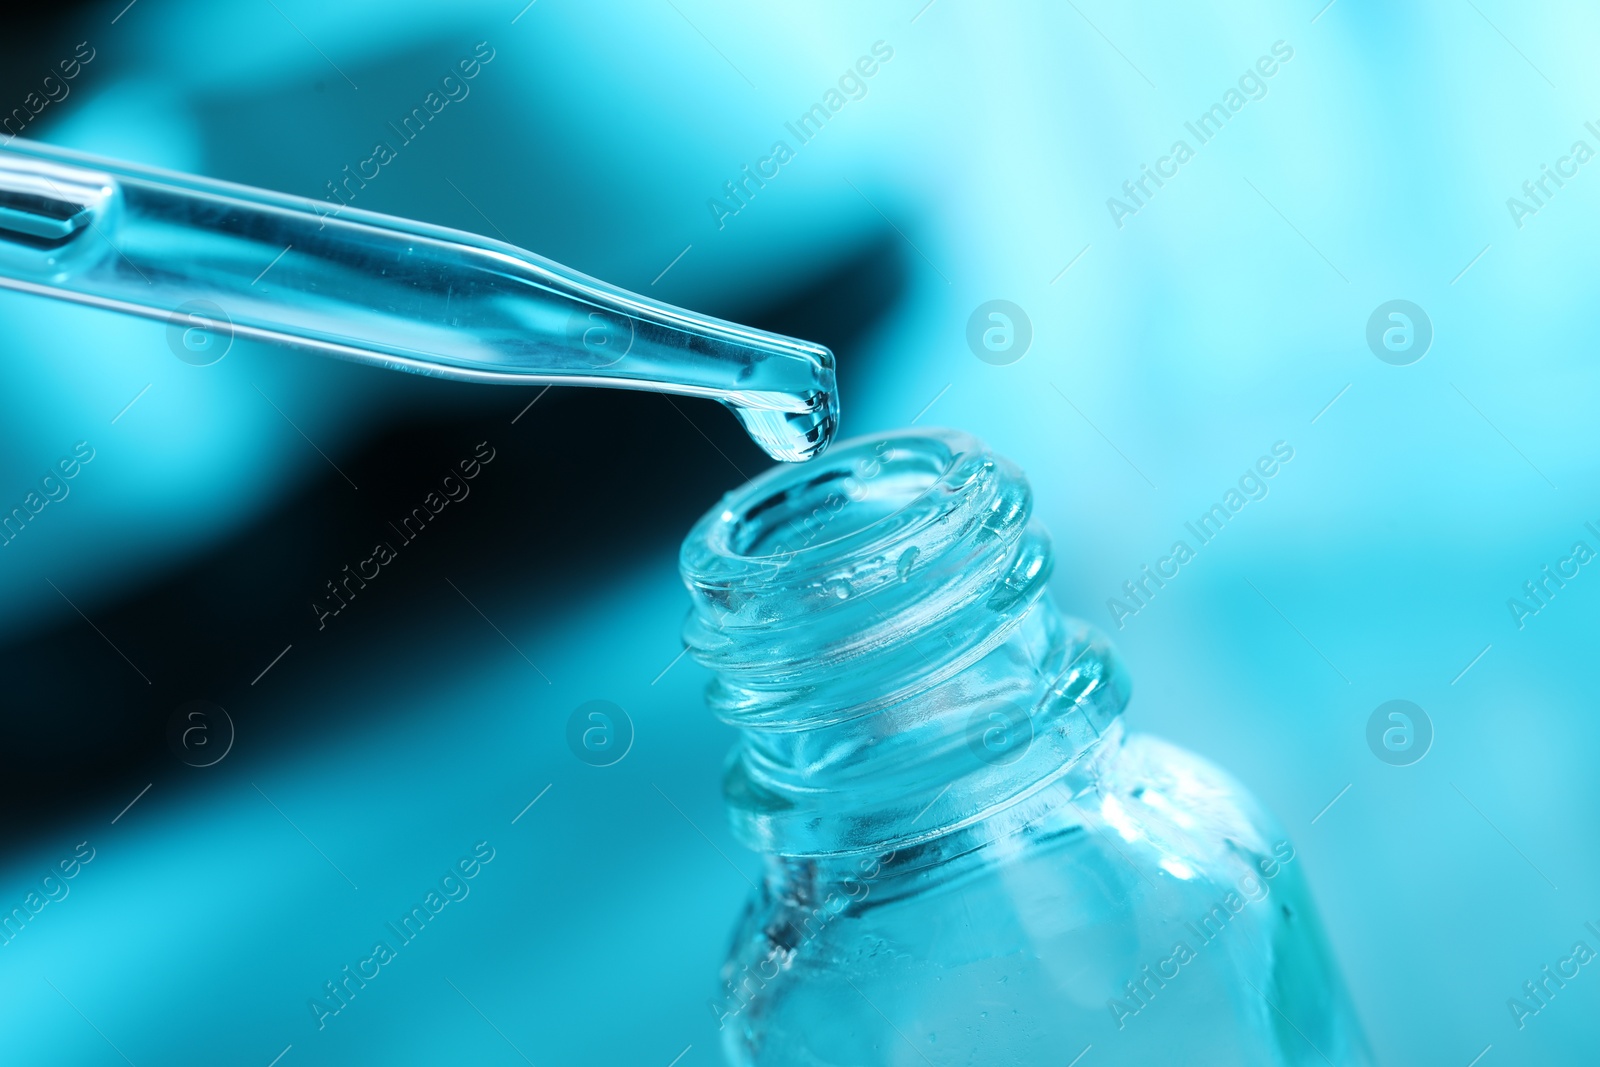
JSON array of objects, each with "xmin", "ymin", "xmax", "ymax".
[{"xmin": 679, "ymin": 426, "xmax": 977, "ymax": 582}]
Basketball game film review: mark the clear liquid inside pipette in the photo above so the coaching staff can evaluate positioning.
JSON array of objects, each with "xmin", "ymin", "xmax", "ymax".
[{"xmin": 0, "ymin": 139, "xmax": 838, "ymax": 462}]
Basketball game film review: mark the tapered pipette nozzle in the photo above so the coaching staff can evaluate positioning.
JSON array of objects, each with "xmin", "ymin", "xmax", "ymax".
[{"xmin": 0, "ymin": 138, "xmax": 842, "ymax": 464}]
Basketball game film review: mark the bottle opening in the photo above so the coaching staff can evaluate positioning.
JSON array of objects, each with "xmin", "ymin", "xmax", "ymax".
[
  {"xmin": 722, "ymin": 434, "xmax": 953, "ymax": 559},
  {"xmin": 680, "ymin": 428, "xmax": 1038, "ymax": 679}
]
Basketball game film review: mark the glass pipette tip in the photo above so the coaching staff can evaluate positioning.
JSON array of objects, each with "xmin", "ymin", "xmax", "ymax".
[{"xmin": 0, "ymin": 138, "xmax": 837, "ymax": 462}]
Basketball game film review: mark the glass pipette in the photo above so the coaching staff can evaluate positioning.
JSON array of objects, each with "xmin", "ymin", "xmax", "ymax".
[{"xmin": 0, "ymin": 138, "xmax": 837, "ymax": 462}]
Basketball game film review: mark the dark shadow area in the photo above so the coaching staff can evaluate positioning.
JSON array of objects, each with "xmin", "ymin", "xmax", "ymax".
[{"xmin": 0, "ymin": 3, "xmax": 114, "ymax": 143}]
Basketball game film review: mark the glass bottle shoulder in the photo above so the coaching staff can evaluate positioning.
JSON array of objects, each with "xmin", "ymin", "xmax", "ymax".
[{"xmin": 714, "ymin": 732, "xmax": 1372, "ymax": 1066}]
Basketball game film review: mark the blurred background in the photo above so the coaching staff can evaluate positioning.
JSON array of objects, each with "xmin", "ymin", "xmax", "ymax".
[{"xmin": 2, "ymin": 0, "xmax": 1597, "ymax": 1063}]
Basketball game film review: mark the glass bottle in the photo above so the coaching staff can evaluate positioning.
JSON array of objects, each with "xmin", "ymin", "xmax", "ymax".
[{"xmin": 680, "ymin": 429, "xmax": 1372, "ymax": 1066}]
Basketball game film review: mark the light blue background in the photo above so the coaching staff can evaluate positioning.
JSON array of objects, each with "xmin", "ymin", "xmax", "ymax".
[{"xmin": 3, "ymin": 0, "xmax": 1597, "ymax": 1063}]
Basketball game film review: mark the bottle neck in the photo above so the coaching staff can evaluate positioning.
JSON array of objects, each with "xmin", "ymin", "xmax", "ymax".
[
  {"xmin": 680, "ymin": 430, "xmax": 1130, "ymax": 859},
  {"xmin": 774, "ymin": 717, "xmax": 1127, "ymax": 906}
]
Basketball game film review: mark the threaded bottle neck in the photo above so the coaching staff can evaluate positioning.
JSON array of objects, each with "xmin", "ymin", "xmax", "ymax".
[{"xmin": 679, "ymin": 430, "xmax": 1129, "ymax": 858}]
